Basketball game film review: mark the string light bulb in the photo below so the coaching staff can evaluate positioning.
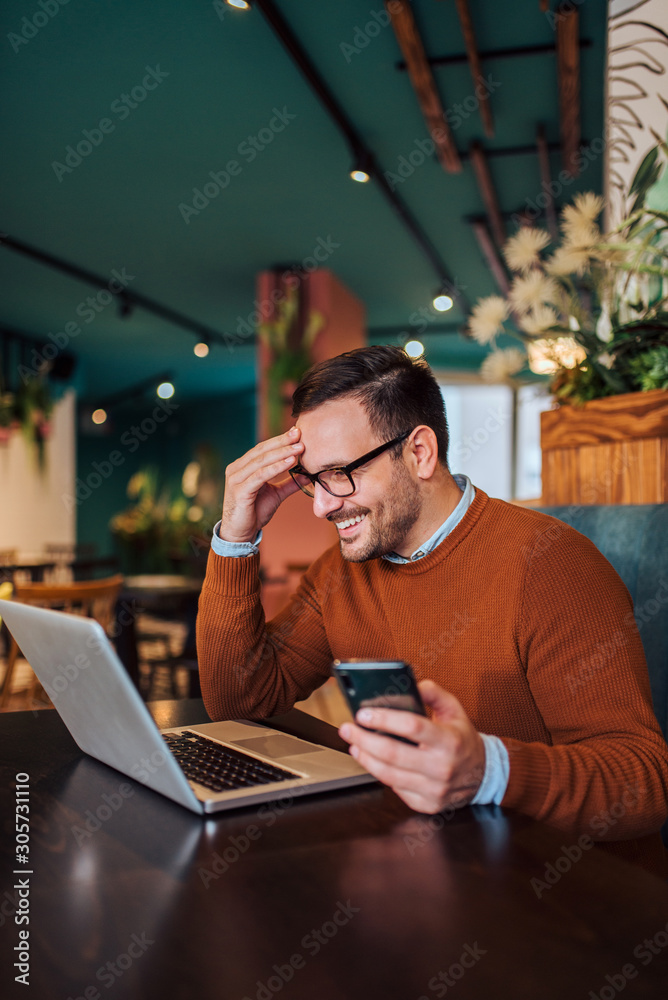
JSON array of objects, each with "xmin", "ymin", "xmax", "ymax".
[
  {"xmin": 157, "ymin": 382, "xmax": 175, "ymax": 399},
  {"xmin": 92, "ymin": 408, "xmax": 107, "ymax": 425},
  {"xmin": 194, "ymin": 341, "xmax": 209, "ymax": 357}
]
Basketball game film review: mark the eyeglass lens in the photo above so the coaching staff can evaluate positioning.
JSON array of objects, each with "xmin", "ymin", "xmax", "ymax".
[{"xmin": 291, "ymin": 468, "xmax": 354, "ymax": 498}]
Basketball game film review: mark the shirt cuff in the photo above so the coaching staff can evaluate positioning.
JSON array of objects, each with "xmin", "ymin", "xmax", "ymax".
[
  {"xmin": 210, "ymin": 521, "xmax": 262, "ymax": 558},
  {"xmin": 470, "ymin": 733, "xmax": 510, "ymax": 806}
]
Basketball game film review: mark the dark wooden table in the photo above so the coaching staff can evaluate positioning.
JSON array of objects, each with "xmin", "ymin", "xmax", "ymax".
[{"xmin": 1, "ymin": 701, "xmax": 668, "ymax": 1000}]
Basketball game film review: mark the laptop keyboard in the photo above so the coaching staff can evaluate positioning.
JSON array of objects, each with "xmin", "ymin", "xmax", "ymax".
[{"xmin": 162, "ymin": 731, "xmax": 298, "ymax": 793}]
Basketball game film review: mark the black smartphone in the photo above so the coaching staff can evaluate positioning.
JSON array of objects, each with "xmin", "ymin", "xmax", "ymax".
[{"xmin": 332, "ymin": 659, "xmax": 427, "ymax": 744}]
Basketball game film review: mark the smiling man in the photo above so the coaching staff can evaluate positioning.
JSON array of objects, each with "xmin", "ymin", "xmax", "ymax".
[{"xmin": 197, "ymin": 346, "xmax": 668, "ymax": 874}]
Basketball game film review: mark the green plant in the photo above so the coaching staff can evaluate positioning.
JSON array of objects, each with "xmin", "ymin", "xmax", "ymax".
[
  {"xmin": 468, "ymin": 137, "xmax": 668, "ymax": 406},
  {"xmin": 0, "ymin": 368, "xmax": 53, "ymax": 466},
  {"xmin": 257, "ymin": 282, "xmax": 323, "ymax": 434},
  {"xmin": 110, "ymin": 451, "xmax": 224, "ymax": 573}
]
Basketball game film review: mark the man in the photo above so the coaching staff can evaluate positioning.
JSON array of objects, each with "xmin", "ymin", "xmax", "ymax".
[{"xmin": 197, "ymin": 346, "xmax": 668, "ymax": 875}]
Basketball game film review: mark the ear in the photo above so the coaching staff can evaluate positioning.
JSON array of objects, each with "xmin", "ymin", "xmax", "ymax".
[{"xmin": 407, "ymin": 425, "xmax": 440, "ymax": 480}]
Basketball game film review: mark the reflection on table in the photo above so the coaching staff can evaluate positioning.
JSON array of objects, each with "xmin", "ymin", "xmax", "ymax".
[{"xmin": 1, "ymin": 700, "xmax": 667, "ymax": 1000}]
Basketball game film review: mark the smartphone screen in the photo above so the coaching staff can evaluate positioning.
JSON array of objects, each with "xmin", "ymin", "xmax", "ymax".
[{"xmin": 332, "ymin": 660, "xmax": 426, "ymax": 743}]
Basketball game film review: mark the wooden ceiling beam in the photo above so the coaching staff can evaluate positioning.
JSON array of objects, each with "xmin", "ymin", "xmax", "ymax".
[
  {"xmin": 536, "ymin": 125, "xmax": 559, "ymax": 240},
  {"xmin": 386, "ymin": 0, "xmax": 461, "ymax": 173},
  {"xmin": 556, "ymin": 3, "xmax": 581, "ymax": 178},
  {"xmin": 469, "ymin": 218, "xmax": 510, "ymax": 296},
  {"xmin": 469, "ymin": 141, "xmax": 506, "ymax": 249},
  {"xmin": 453, "ymin": 0, "xmax": 494, "ymax": 138}
]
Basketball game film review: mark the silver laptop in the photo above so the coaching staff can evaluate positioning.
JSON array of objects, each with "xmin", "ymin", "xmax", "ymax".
[{"xmin": 0, "ymin": 599, "xmax": 375, "ymax": 814}]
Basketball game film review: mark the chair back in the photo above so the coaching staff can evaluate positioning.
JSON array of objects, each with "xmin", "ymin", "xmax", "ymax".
[
  {"xmin": 10, "ymin": 575, "xmax": 124, "ymax": 631},
  {"xmin": 0, "ymin": 575, "xmax": 124, "ymax": 708},
  {"xmin": 536, "ymin": 505, "xmax": 668, "ymax": 746}
]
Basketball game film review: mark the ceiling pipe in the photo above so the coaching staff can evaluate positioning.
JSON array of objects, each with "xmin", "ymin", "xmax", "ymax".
[
  {"xmin": 251, "ymin": 0, "xmax": 468, "ymax": 312},
  {"xmin": 0, "ymin": 233, "xmax": 239, "ymax": 350},
  {"xmin": 397, "ymin": 38, "xmax": 593, "ymax": 70}
]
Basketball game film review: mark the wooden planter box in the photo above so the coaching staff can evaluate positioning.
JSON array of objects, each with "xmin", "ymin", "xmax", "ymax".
[{"xmin": 540, "ymin": 388, "xmax": 668, "ymax": 505}]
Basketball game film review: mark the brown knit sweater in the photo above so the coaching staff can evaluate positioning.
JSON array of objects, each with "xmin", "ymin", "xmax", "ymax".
[{"xmin": 197, "ymin": 488, "xmax": 668, "ymax": 875}]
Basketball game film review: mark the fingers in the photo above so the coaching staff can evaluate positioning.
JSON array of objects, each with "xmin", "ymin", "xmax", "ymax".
[
  {"xmin": 339, "ymin": 718, "xmax": 445, "ymax": 779},
  {"xmin": 352, "ymin": 705, "xmax": 445, "ymax": 750},
  {"xmin": 220, "ymin": 427, "xmax": 304, "ymax": 542},
  {"xmin": 340, "ymin": 724, "xmax": 455, "ymax": 809},
  {"xmin": 227, "ymin": 427, "xmax": 303, "ymax": 489},
  {"xmin": 418, "ymin": 680, "xmax": 467, "ymax": 722}
]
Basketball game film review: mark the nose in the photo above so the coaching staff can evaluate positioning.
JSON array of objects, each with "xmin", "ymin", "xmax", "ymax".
[{"xmin": 312, "ymin": 482, "xmax": 345, "ymax": 519}]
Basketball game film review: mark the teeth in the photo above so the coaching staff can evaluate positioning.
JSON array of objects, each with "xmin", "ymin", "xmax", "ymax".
[{"xmin": 337, "ymin": 514, "xmax": 366, "ymax": 530}]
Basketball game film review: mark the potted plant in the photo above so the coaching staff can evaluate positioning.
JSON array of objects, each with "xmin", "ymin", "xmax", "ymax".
[{"xmin": 467, "ymin": 137, "xmax": 668, "ymax": 504}]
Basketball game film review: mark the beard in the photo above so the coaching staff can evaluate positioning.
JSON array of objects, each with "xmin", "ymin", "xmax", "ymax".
[{"xmin": 331, "ymin": 460, "xmax": 423, "ymax": 563}]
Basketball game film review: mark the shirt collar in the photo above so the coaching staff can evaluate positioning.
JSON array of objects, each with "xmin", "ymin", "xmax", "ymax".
[{"xmin": 382, "ymin": 474, "xmax": 475, "ymax": 564}]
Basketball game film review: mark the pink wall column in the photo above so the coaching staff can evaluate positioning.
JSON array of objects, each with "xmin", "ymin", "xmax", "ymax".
[{"xmin": 255, "ymin": 269, "xmax": 366, "ymax": 615}]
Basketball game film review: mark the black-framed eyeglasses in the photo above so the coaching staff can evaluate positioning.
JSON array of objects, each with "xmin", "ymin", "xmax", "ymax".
[{"xmin": 289, "ymin": 429, "xmax": 412, "ymax": 498}]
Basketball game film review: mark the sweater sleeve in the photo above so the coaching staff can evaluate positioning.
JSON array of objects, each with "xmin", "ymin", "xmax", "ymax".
[
  {"xmin": 196, "ymin": 547, "xmax": 334, "ymax": 721},
  {"xmin": 500, "ymin": 523, "xmax": 668, "ymax": 841}
]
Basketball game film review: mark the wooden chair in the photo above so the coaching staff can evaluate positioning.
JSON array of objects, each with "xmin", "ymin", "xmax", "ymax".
[{"xmin": 0, "ymin": 575, "xmax": 124, "ymax": 709}]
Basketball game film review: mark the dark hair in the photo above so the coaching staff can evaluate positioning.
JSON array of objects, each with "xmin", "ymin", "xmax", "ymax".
[{"xmin": 291, "ymin": 345, "xmax": 449, "ymax": 466}]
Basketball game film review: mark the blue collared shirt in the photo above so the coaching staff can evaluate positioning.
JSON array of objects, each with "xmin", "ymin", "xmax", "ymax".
[{"xmin": 210, "ymin": 474, "xmax": 509, "ymax": 806}]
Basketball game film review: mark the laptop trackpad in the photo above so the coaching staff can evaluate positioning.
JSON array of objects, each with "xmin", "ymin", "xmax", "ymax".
[{"xmin": 232, "ymin": 735, "xmax": 324, "ymax": 758}]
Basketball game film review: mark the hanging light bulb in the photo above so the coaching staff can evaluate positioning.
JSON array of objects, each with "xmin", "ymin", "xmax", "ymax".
[
  {"xmin": 405, "ymin": 340, "xmax": 424, "ymax": 358},
  {"xmin": 350, "ymin": 150, "xmax": 372, "ymax": 183},
  {"xmin": 194, "ymin": 341, "xmax": 209, "ymax": 357},
  {"xmin": 92, "ymin": 408, "xmax": 107, "ymax": 425},
  {"xmin": 433, "ymin": 291, "xmax": 454, "ymax": 312},
  {"xmin": 157, "ymin": 382, "xmax": 175, "ymax": 399}
]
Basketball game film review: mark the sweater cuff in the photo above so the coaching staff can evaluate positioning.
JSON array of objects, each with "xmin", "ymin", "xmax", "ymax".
[
  {"xmin": 499, "ymin": 738, "xmax": 552, "ymax": 816},
  {"xmin": 202, "ymin": 546, "xmax": 261, "ymax": 596}
]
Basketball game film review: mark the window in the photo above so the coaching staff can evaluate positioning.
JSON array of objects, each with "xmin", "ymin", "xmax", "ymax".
[{"xmin": 440, "ymin": 380, "xmax": 552, "ymax": 501}]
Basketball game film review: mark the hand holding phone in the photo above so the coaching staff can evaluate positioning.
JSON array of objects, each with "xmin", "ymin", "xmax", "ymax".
[{"xmin": 332, "ymin": 660, "xmax": 426, "ymax": 744}]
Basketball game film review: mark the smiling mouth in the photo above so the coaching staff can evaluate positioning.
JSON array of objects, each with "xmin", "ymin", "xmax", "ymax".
[{"xmin": 333, "ymin": 513, "xmax": 367, "ymax": 533}]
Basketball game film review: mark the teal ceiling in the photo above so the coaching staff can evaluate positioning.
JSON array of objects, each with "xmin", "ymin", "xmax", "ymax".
[{"xmin": 0, "ymin": 0, "xmax": 607, "ymax": 403}]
